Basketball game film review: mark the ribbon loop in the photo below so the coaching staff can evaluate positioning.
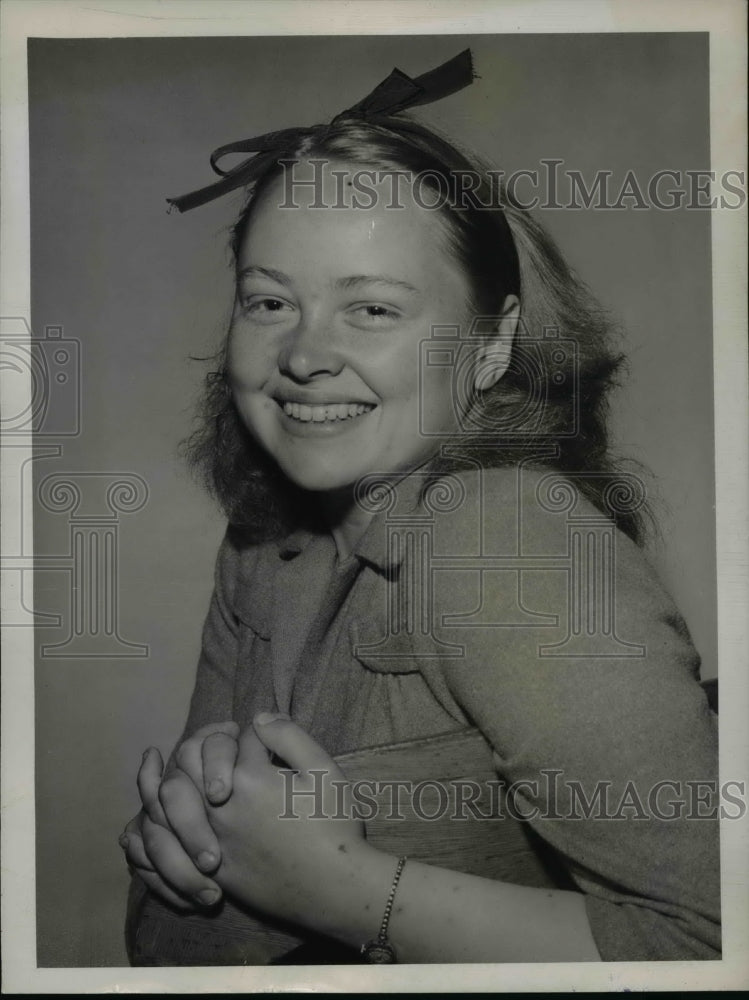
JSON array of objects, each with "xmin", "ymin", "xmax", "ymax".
[{"xmin": 209, "ymin": 127, "xmax": 314, "ymax": 177}]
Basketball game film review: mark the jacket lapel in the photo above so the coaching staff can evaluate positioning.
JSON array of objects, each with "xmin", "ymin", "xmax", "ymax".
[{"xmin": 268, "ymin": 535, "xmax": 333, "ymax": 714}]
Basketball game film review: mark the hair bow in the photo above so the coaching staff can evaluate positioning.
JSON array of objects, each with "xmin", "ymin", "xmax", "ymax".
[{"xmin": 168, "ymin": 48, "xmax": 475, "ymax": 213}]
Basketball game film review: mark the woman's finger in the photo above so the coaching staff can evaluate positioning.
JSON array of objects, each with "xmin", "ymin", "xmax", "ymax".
[
  {"xmin": 158, "ymin": 768, "xmax": 222, "ymax": 872},
  {"xmin": 251, "ymin": 713, "xmax": 345, "ymax": 780},
  {"xmin": 120, "ymin": 822, "xmax": 155, "ymax": 873},
  {"xmin": 236, "ymin": 725, "xmax": 272, "ymax": 772},
  {"xmin": 119, "ymin": 821, "xmax": 193, "ymax": 910},
  {"xmin": 130, "ymin": 866, "xmax": 196, "ymax": 911},
  {"xmin": 201, "ymin": 731, "xmax": 239, "ymax": 805},
  {"xmin": 173, "ymin": 721, "xmax": 240, "ymax": 789},
  {"xmin": 120, "ymin": 812, "xmax": 154, "ymax": 868},
  {"xmin": 137, "ymin": 747, "xmax": 168, "ymax": 826},
  {"xmin": 140, "ymin": 814, "xmax": 222, "ymax": 907},
  {"xmin": 122, "ymin": 809, "xmax": 147, "ymax": 838}
]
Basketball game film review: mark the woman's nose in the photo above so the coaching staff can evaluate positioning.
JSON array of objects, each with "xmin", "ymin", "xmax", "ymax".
[{"xmin": 278, "ymin": 315, "xmax": 344, "ymax": 381}]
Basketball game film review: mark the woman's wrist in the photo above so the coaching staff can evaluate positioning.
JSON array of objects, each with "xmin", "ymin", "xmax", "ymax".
[
  {"xmin": 294, "ymin": 842, "xmax": 602, "ymax": 964},
  {"xmin": 302, "ymin": 841, "xmax": 403, "ymax": 953}
]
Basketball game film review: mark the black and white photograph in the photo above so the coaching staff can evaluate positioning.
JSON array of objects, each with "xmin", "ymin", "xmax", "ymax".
[{"xmin": 1, "ymin": 0, "xmax": 747, "ymax": 993}]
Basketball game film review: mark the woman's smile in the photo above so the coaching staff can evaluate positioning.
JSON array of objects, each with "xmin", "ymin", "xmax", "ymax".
[
  {"xmin": 277, "ymin": 398, "xmax": 377, "ymax": 430},
  {"xmin": 281, "ymin": 399, "xmax": 376, "ymax": 421}
]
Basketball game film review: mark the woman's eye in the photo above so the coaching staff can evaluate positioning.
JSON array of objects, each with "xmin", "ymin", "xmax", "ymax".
[
  {"xmin": 240, "ymin": 297, "xmax": 294, "ymax": 322},
  {"xmin": 349, "ymin": 304, "xmax": 401, "ymax": 325}
]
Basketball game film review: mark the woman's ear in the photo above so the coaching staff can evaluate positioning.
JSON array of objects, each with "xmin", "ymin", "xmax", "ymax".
[{"xmin": 473, "ymin": 295, "xmax": 520, "ymax": 393}]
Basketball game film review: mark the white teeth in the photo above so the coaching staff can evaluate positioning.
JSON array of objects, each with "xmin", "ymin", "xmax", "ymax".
[{"xmin": 280, "ymin": 400, "xmax": 375, "ymax": 423}]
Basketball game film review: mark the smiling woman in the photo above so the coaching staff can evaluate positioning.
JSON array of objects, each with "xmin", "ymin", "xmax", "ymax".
[{"xmin": 117, "ymin": 48, "xmax": 719, "ymax": 966}]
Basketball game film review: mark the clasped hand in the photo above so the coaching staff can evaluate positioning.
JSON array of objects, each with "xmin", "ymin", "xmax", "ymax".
[{"xmin": 120, "ymin": 714, "xmax": 366, "ymax": 924}]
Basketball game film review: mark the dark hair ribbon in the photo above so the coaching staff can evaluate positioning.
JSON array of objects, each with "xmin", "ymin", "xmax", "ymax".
[{"xmin": 167, "ymin": 48, "xmax": 475, "ymax": 213}]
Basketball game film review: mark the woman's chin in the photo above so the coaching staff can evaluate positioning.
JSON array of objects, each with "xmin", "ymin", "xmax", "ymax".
[{"xmin": 275, "ymin": 459, "xmax": 364, "ymax": 495}]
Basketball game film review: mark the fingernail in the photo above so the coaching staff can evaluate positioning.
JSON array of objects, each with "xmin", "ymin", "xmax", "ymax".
[
  {"xmin": 118, "ymin": 834, "xmax": 129, "ymax": 850},
  {"xmin": 207, "ymin": 779, "xmax": 225, "ymax": 799},
  {"xmin": 196, "ymin": 851, "xmax": 217, "ymax": 872},
  {"xmin": 196, "ymin": 887, "xmax": 220, "ymax": 906},
  {"xmin": 141, "ymin": 748, "xmax": 151, "ymax": 762},
  {"xmin": 255, "ymin": 711, "xmax": 290, "ymax": 725}
]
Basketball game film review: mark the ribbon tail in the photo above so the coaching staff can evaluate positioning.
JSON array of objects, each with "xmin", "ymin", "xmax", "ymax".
[
  {"xmin": 342, "ymin": 49, "xmax": 475, "ymax": 119},
  {"xmin": 346, "ymin": 68, "xmax": 423, "ymax": 118},
  {"xmin": 167, "ymin": 178, "xmax": 243, "ymax": 213},
  {"xmin": 408, "ymin": 48, "xmax": 475, "ymax": 109},
  {"xmin": 167, "ymin": 152, "xmax": 278, "ymax": 213}
]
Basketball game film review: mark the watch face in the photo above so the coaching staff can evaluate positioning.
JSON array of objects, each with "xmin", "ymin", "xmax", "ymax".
[{"xmin": 361, "ymin": 941, "xmax": 396, "ymax": 964}]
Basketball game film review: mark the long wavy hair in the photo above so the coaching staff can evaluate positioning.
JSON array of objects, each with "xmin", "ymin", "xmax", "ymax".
[{"xmin": 184, "ymin": 116, "xmax": 653, "ymax": 544}]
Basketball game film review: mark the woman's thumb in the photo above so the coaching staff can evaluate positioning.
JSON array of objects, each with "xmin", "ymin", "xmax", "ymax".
[{"xmin": 251, "ymin": 712, "xmax": 342, "ymax": 776}]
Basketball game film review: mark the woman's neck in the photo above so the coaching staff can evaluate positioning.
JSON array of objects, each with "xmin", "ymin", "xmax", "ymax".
[
  {"xmin": 317, "ymin": 486, "xmax": 376, "ymax": 562},
  {"xmin": 315, "ymin": 458, "xmax": 441, "ymax": 561}
]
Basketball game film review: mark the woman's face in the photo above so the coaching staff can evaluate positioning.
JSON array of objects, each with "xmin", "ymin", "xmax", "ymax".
[{"xmin": 227, "ymin": 160, "xmax": 474, "ymax": 493}]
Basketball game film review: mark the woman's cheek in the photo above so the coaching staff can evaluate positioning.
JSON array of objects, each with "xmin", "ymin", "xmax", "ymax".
[
  {"xmin": 226, "ymin": 330, "xmax": 274, "ymax": 387},
  {"xmin": 233, "ymin": 394, "xmax": 276, "ymax": 444}
]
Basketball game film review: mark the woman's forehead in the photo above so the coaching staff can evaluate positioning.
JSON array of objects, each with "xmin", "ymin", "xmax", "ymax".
[
  {"xmin": 266, "ymin": 156, "xmax": 415, "ymax": 208},
  {"xmin": 237, "ymin": 163, "xmax": 461, "ymax": 279}
]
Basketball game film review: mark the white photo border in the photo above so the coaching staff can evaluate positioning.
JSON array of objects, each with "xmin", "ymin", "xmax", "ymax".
[{"xmin": 1, "ymin": 0, "xmax": 747, "ymax": 993}]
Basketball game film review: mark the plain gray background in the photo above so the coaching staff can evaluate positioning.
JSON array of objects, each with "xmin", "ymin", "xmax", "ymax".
[{"xmin": 29, "ymin": 34, "xmax": 715, "ymax": 966}]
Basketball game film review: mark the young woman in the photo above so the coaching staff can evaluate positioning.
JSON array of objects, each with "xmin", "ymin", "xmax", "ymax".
[{"xmin": 120, "ymin": 50, "xmax": 720, "ymax": 966}]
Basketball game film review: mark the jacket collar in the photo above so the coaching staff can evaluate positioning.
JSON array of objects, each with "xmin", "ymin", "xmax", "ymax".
[{"xmin": 275, "ymin": 469, "xmax": 430, "ymax": 574}]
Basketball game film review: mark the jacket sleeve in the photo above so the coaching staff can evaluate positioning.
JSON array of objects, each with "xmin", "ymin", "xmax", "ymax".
[
  {"xmin": 126, "ymin": 526, "xmax": 247, "ymax": 958},
  {"xmin": 178, "ymin": 526, "xmax": 247, "ymax": 739},
  {"xmin": 436, "ymin": 469, "xmax": 721, "ymax": 961}
]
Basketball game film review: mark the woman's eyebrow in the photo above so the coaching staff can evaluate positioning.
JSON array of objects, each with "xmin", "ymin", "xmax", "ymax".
[
  {"xmin": 237, "ymin": 265, "xmax": 290, "ymax": 285},
  {"xmin": 335, "ymin": 274, "xmax": 419, "ymax": 294},
  {"xmin": 237, "ymin": 268, "xmax": 420, "ymax": 295}
]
